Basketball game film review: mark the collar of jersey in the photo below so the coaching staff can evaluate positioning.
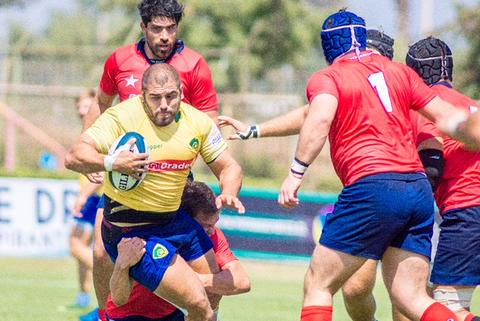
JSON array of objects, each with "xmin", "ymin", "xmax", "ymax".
[
  {"xmin": 334, "ymin": 49, "xmax": 373, "ymax": 63},
  {"xmin": 137, "ymin": 38, "xmax": 185, "ymax": 65},
  {"xmin": 432, "ymin": 81, "xmax": 453, "ymax": 89}
]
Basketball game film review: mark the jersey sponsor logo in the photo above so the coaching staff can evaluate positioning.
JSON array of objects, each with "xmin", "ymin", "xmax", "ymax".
[
  {"xmin": 149, "ymin": 144, "xmax": 163, "ymax": 150},
  {"xmin": 148, "ymin": 159, "xmax": 193, "ymax": 172},
  {"xmin": 189, "ymin": 138, "xmax": 200, "ymax": 150},
  {"xmin": 207, "ymin": 126, "xmax": 225, "ymax": 149},
  {"xmin": 152, "ymin": 243, "xmax": 169, "ymax": 259}
]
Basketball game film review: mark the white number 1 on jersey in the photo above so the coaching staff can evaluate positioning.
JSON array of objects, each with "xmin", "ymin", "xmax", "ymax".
[{"xmin": 368, "ymin": 72, "xmax": 393, "ymax": 113}]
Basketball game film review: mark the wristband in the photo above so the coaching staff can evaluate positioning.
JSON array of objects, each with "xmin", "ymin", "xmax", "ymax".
[
  {"xmin": 237, "ymin": 125, "xmax": 261, "ymax": 140},
  {"xmin": 290, "ymin": 157, "xmax": 309, "ymax": 178},
  {"xmin": 103, "ymin": 154, "xmax": 116, "ymax": 172}
]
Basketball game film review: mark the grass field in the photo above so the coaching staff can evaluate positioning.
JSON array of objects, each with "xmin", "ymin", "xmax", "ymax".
[{"xmin": 0, "ymin": 257, "xmax": 478, "ymax": 321}]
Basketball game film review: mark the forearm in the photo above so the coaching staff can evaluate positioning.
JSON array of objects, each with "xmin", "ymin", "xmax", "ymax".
[
  {"xmin": 294, "ymin": 121, "xmax": 328, "ymax": 164},
  {"xmin": 65, "ymin": 140, "xmax": 106, "ymax": 174},
  {"xmin": 218, "ymin": 162, "xmax": 243, "ymax": 196},
  {"xmin": 201, "ymin": 270, "xmax": 250, "ymax": 296},
  {"xmin": 259, "ymin": 105, "xmax": 308, "ymax": 137},
  {"xmin": 110, "ymin": 264, "xmax": 134, "ymax": 306}
]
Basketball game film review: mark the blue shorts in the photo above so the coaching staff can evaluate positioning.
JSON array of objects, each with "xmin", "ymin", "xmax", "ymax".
[
  {"xmin": 431, "ymin": 206, "xmax": 480, "ymax": 286},
  {"xmin": 320, "ymin": 173, "xmax": 434, "ymax": 260},
  {"xmin": 106, "ymin": 309, "xmax": 185, "ymax": 321},
  {"xmin": 97, "ymin": 194, "xmax": 106, "ymax": 209},
  {"xmin": 74, "ymin": 194, "xmax": 101, "ymax": 226},
  {"xmin": 101, "ymin": 208, "xmax": 213, "ymax": 292}
]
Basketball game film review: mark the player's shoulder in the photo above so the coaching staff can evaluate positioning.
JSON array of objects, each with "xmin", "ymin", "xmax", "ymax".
[
  {"xmin": 171, "ymin": 45, "xmax": 206, "ymax": 70},
  {"xmin": 180, "ymin": 103, "xmax": 214, "ymax": 131},
  {"xmin": 108, "ymin": 43, "xmax": 142, "ymax": 65},
  {"xmin": 107, "ymin": 96, "xmax": 143, "ymax": 119},
  {"xmin": 181, "ymin": 102, "xmax": 211, "ymax": 119},
  {"xmin": 434, "ymin": 84, "xmax": 478, "ymax": 107}
]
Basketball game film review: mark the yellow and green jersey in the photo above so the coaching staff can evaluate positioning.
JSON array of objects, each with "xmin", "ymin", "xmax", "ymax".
[{"xmin": 85, "ymin": 96, "xmax": 227, "ymax": 212}]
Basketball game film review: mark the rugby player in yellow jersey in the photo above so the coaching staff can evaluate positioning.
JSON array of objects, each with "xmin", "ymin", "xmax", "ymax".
[{"xmin": 65, "ymin": 64, "xmax": 244, "ymax": 321}]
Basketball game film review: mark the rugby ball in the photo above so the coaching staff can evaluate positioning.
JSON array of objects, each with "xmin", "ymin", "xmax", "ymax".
[{"xmin": 107, "ymin": 132, "xmax": 149, "ymax": 191}]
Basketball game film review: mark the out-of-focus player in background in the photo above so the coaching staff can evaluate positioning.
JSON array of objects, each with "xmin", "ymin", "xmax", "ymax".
[
  {"xmin": 219, "ymin": 28, "xmax": 444, "ymax": 321},
  {"xmin": 279, "ymin": 9, "xmax": 469, "ymax": 321},
  {"xmin": 106, "ymin": 181, "xmax": 250, "ymax": 321},
  {"xmin": 65, "ymin": 64, "xmax": 244, "ymax": 321},
  {"xmin": 80, "ymin": 1, "xmax": 221, "ymax": 319},
  {"xmin": 70, "ymin": 90, "xmax": 103, "ymax": 309},
  {"xmin": 407, "ymin": 36, "xmax": 480, "ymax": 321}
]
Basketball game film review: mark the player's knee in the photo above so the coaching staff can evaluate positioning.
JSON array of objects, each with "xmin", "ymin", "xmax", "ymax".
[
  {"xmin": 433, "ymin": 287, "xmax": 474, "ymax": 312},
  {"xmin": 342, "ymin": 276, "xmax": 374, "ymax": 300},
  {"xmin": 186, "ymin": 293, "xmax": 212, "ymax": 319}
]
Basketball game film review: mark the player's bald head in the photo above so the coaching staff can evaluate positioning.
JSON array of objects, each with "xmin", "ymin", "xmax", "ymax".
[{"xmin": 142, "ymin": 64, "xmax": 181, "ymax": 90}]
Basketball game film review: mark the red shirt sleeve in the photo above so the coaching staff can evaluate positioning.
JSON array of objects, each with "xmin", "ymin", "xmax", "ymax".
[
  {"xmin": 412, "ymin": 112, "xmax": 441, "ymax": 147},
  {"xmin": 306, "ymin": 71, "xmax": 339, "ymax": 103},
  {"xmin": 99, "ymin": 53, "xmax": 119, "ymax": 96},
  {"xmin": 188, "ymin": 56, "xmax": 219, "ymax": 112},
  {"xmin": 212, "ymin": 228, "xmax": 237, "ymax": 269},
  {"xmin": 406, "ymin": 67, "xmax": 437, "ymax": 111}
]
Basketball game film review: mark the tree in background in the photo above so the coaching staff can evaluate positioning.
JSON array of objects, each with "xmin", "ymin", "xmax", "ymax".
[
  {"xmin": 96, "ymin": 0, "xmax": 331, "ymax": 92},
  {"xmin": 456, "ymin": 3, "xmax": 480, "ymax": 100}
]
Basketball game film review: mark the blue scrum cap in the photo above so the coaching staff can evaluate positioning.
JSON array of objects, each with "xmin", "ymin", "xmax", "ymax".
[{"xmin": 321, "ymin": 10, "xmax": 367, "ymax": 64}]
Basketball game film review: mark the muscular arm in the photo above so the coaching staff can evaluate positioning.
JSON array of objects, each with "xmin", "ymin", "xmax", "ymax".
[
  {"xmin": 294, "ymin": 95, "xmax": 337, "ymax": 164},
  {"xmin": 418, "ymin": 97, "xmax": 469, "ymax": 142},
  {"xmin": 207, "ymin": 151, "xmax": 244, "ymax": 213},
  {"xmin": 208, "ymin": 151, "xmax": 243, "ymax": 198},
  {"xmin": 65, "ymin": 134, "xmax": 107, "ymax": 174},
  {"xmin": 259, "ymin": 105, "xmax": 308, "ymax": 137},
  {"xmin": 83, "ymin": 89, "xmax": 115, "ymax": 130},
  {"xmin": 199, "ymin": 260, "xmax": 251, "ymax": 296},
  {"xmin": 218, "ymin": 105, "xmax": 308, "ymax": 140},
  {"xmin": 279, "ymin": 94, "xmax": 337, "ymax": 208},
  {"xmin": 110, "ymin": 237, "xmax": 146, "ymax": 306},
  {"xmin": 462, "ymin": 110, "xmax": 480, "ymax": 150}
]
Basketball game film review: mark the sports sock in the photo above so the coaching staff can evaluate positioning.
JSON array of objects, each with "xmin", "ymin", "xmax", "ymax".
[
  {"xmin": 420, "ymin": 302, "xmax": 458, "ymax": 321},
  {"xmin": 465, "ymin": 313, "xmax": 480, "ymax": 321},
  {"xmin": 300, "ymin": 306, "xmax": 333, "ymax": 321},
  {"xmin": 98, "ymin": 308, "xmax": 106, "ymax": 321}
]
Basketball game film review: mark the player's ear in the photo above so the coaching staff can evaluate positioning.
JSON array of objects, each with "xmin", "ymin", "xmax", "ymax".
[
  {"xmin": 180, "ymin": 84, "xmax": 184, "ymax": 100},
  {"xmin": 140, "ymin": 21, "xmax": 147, "ymax": 32}
]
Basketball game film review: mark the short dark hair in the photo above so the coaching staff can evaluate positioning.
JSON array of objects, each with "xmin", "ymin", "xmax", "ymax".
[
  {"xmin": 138, "ymin": 0, "xmax": 184, "ymax": 25},
  {"xmin": 142, "ymin": 64, "xmax": 181, "ymax": 90},
  {"xmin": 181, "ymin": 181, "xmax": 217, "ymax": 218}
]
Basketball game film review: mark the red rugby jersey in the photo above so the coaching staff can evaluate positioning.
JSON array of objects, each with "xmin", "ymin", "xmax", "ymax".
[
  {"xmin": 106, "ymin": 227, "xmax": 237, "ymax": 319},
  {"xmin": 410, "ymin": 110, "xmax": 440, "ymax": 147},
  {"xmin": 431, "ymin": 84, "xmax": 480, "ymax": 214},
  {"xmin": 306, "ymin": 51, "xmax": 437, "ymax": 186},
  {"xmin": 99, "ymin": 39, "xmax": 219, "ymax": 112}
]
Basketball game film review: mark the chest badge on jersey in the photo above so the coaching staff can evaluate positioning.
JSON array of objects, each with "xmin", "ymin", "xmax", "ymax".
[
  {"xmin": 124, "ymin": 74, "xmax": 139, "ymax": 88},
  {"xmin": 152, "ymin": 243, "xmax": 169, "ymax": 259},
  {"xmin": 189, "ymin": 138, "xmax": 200, "ymax": 150}
]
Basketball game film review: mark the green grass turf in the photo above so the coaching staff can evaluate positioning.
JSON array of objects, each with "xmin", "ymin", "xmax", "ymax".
[{"xmin": 0, "ymin": 257, "xmax": 478, "ymax": 320}]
